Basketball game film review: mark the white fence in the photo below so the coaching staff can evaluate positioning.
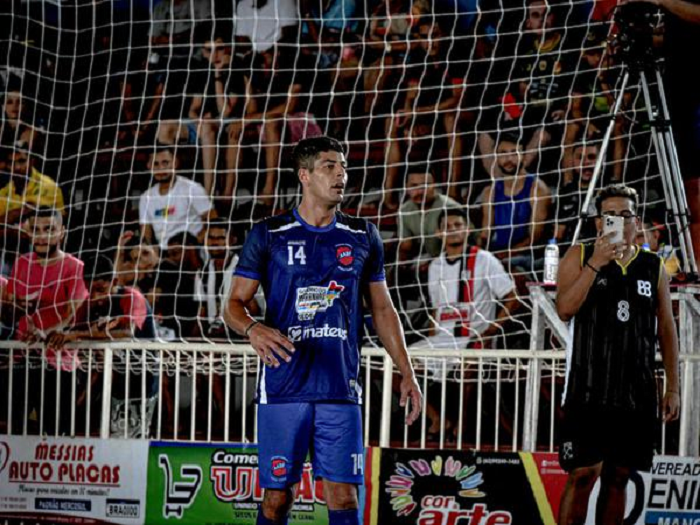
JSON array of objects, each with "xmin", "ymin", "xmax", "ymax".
[{"xmin": 1, "ymin": 343, "xmax": 698, "ymax": 456}]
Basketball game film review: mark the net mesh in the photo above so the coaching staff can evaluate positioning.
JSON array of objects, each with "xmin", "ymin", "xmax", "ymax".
[{"xmin": 0, "ymin": 0, "xmax": 680, "ymax": 352}]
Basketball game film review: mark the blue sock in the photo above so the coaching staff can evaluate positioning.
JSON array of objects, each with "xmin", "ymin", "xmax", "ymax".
[
  {"xmin": 328, "ymin": 508, "xmax": 360, "ymax": 525},
  {"xmin": 256, "ymin": 506, "xmax": 288, "ymax": 525}
]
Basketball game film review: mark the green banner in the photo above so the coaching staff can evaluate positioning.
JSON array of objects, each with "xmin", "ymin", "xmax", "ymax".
[{"xmin": 145, "ymin": 443, "xmax": 329, "ymax": 525}]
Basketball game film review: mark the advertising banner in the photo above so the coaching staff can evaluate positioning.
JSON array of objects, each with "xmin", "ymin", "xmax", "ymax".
[
  {"xmin": 531, "ymin": 453, "xmax": 700, "ymax": 525},
  {"xmin": 581, "ymin": 455, "xmax": 700, "ymax": 525},
  {"xmin": 0, "ymin": 436, "xmax": 149, "ymax": 524},
  {"xmin": 372, "ymin": 448, "xmax": 557, "ymax": 525},
  {"xmin": 145, "ymin": 442, "xmax": 335, "ymax": 525}
]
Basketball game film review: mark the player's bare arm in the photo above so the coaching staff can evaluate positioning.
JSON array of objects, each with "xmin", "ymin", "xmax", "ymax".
[
  {"xmin": 225, "ymin": 275, "xmax": 295, "ymax": 368},
  {"xmin": 556, "ymin": 234, "xmax": 622, "ymax": 321},
  {"xmin": 366, "ymin": 280, "xmax": 422, "ymax": 425},
  {"xmin": 656, "ymin": 267, "xmax": 681, "ymax": 422}
]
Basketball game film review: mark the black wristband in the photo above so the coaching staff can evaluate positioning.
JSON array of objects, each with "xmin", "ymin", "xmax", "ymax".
[
  {"xmin": 244, "ymin": 320, "xmax": 260, "ymax": 337},
  {"xmin": 585, "ymin": 261, "xmax": 599, "ymax": 273}
]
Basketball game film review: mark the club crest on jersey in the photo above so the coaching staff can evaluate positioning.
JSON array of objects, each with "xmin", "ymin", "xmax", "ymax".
[
  {"xmin": 295, "ymin": 281, "xmax": 345, "ymax": 321},
  {"xmin": 336, "ymin": 244, "xmax": 354, "ymax": 268},
  {"xmin": 271, "ymin": 456, "xmax": 288, "ymax": 480}
]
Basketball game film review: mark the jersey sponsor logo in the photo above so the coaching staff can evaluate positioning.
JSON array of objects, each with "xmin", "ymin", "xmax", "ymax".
[
  {"xmin": 336, "ymin": 244, "xmax": 354, "ymax": 267},
  {"xmin": 295, "ymin": 281, "xmax": 345, "ymax": 321},
  {"xmin": 271, "ymin": 456, "xmax": 288, "ymax": 480},
  {"xmin": 287, "ymin": 324, "xmax": 348, "ymax": 342}
]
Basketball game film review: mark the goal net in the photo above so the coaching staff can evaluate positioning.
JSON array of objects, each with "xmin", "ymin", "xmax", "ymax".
[{"xmin": 0, "ymin": 2, "xmax": 682, "ymax": 389}]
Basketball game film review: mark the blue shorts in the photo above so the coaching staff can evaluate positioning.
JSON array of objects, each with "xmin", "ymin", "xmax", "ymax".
[{"xmin": 258, "ymin": 403, "xmax": 363, "ymax": 489}]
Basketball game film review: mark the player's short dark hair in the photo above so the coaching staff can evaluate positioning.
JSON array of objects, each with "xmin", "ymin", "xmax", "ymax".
[
  {"xmin": 595, "ymin": 184, "xmax": 639, "ymax": 215},
  {"xmin": 83, "ymin": 255, "xmax": 115, "ymax": 284},
  {"xmin": 438, "ymin": 207, "xmax": 468, "ymax": 229},
  {"xmin": 292, "ymin": 136, "xmax": 345, "ymax": 173}
]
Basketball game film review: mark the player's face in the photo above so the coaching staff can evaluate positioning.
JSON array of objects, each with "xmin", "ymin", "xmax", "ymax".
[
  {"xmin": 206, "ymin": 227, "xmax": 231, "ymax": 258},
  {"xmin": 305, "ymin": 151, "xmax": 348, "ymax": 205},
  {"xmin": 406, "ymin": 173, "xmax": 436, "ymax": 205},
  {"xmin": 574, "ymin": 146, "xmax": 598, "ymax": 183},
  {"xmin": 439, "ymin": 215, "xmax": 468, "ymax": 247},
  {"xmin": 149, "ymin": 151, "xmax": 177, "ymax": 183},
  {"xmin": 30, "ymin": 215, "xmax": 64, "ymax": 257},
  {"xmin": 496, "ymin": 142, "xmax": 521, "ymax": 176},
  {"xmin": 596, "ymin": 196, "xmax": 639, "ymax": 246}
]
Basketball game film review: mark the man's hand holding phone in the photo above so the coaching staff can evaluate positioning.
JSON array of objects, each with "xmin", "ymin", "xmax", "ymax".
[{"xmin": 590, "ymin": 231, "xmax": 625, "ymax": 270}]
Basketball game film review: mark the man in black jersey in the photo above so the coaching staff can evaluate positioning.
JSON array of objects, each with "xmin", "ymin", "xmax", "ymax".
[{"xmin": 556, "ymin": 184, "xmax": 680, "ymax": 525}]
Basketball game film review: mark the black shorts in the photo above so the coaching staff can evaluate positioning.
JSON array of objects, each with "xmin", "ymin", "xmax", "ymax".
[{"xmin": 558, "ymin": 404, "xmax": 659, "ymax": 473}]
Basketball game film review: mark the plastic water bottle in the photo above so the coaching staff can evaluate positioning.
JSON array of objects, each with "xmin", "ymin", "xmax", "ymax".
[{"xmin": 544, "ymin": 238, "xmax": 559, "ymax": 285}]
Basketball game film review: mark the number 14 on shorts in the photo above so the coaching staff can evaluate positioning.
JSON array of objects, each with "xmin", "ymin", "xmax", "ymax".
[{"xmin": 351, "ymin": 453, "xmax": 364, "ymax": 476}]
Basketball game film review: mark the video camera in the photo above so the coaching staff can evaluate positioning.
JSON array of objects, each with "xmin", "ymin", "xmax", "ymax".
[{"xmin": 613, "ymin": 2, "xmax": 662, "ymax": 65}]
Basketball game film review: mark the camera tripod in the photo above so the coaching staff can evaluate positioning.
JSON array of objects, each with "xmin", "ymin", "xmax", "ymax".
[{"xmin": 571, "ymin": 21, "xmax": 699, "ymax": 279}]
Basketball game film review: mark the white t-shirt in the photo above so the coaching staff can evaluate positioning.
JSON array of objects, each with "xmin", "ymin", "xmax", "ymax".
[
  {"xmin": 235, "ymin": 0, "xmax": 299, "ymax": 52},
  {"xmin": 426, "ymin": 249, "xmax": 514, "ymax": 349},
  {"xmin": 150, "ymin": 0, "xmax": 212, "ymax": 38},
  {"xmin": 139, "ymin": 176, "xmax": 212, "ymax": 249}
]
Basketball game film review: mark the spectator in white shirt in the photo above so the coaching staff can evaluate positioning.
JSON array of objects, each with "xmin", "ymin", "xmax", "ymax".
[
  {"xmin": 139, "ymin": 145, "xmax": 214, "ymax": 249},
  {"xmin": 150, "ymin": 0, "xmax": 212, "ymax": 56},
  {"xmin": 415, "ymin": 208, "xmax": 519, "ymax": 442},
  {"xmin": 426, "ymin": 208, "xmax": 518, "ymax": 352},
  {"xmin": 234, "ymin": 0, "xmax": 300, "ymax": 53},
  {"xmin": 195, "ymin": 218, "xmax": 262, "ymax": 339}
]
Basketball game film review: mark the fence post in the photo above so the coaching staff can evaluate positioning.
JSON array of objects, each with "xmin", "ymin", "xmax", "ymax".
[
  {"xmin": 523, "ymin": 287, "xmax": 546, "ymax": 452},
  {"xmin": 379, "ymin": 354, "xmax": 393, "ymax": 448},
  {"xmin": 100, "ymin": 347, "xmax": 113, "ymax": 439},
  {"xmin": 678, "ymin": 290, "xmax": 700, "ymax": 457}
]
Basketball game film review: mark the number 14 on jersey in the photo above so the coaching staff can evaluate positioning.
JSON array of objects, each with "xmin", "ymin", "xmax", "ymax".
[{"xmin": 288, "ymin": 245, "xmax": 307, "ymax": 265}]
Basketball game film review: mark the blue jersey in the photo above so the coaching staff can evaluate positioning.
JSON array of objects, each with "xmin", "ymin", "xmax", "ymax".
[{"xmin": 234, "ymin": 209, "xmax": 386, "ymax": 404}]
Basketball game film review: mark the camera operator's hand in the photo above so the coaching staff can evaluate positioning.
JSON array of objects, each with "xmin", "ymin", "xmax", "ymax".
[{"xmin": 589, "ymin": 233, "xmax": 625, "ymax": 269}]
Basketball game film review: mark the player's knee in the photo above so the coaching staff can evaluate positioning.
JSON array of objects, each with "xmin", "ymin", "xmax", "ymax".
[
  {"xmin": 262, "ymin": 488, "xmax": 294, "ymax": 519},
  {"xmin": 600, "ymin": 464, "xmax": 632, "ymax": 489},
  {"xmin": 324, "ymin": 482, "xmax": 358, "ymax": 510}
]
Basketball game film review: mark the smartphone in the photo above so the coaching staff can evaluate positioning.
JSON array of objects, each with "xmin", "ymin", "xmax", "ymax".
[{"xmin": 603, "ymin": 215, "xmax": 625, "ymax": 244}]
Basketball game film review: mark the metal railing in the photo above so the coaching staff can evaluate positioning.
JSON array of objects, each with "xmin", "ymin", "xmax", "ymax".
[{"xmin": 1, "ymin": 342, "xmax": 697, "ymax": 456}]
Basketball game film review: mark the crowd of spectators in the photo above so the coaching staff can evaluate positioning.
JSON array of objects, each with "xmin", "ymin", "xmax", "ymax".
[{"xmin": 0, "ymin": 0, "xmax": 692, "ymax": 442}]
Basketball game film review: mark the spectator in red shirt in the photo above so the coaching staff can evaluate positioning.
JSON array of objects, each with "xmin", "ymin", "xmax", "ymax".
[{"xmin": 7, "ymin": 207, "xmax": 87, "ymax": 342}]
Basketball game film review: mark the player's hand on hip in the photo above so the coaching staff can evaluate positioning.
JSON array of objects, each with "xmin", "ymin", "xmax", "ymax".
[
  {"xmin": 662, "ymin": 391, "xmax": 680, "ymax": 422},
  {"xmin": 400, "ymin": 375, "xmax": 423, "ymax": 426},
  {"xmin": 249, "ymin": 323, "xmax": 295, "ymax": 368},
  {"xmin": 590, "ymin": 232, "xmax": 624, "ymax": 269}
]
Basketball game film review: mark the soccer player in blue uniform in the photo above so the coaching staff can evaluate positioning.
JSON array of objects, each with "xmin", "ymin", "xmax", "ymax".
[{"xmin": 225, "ymin": 136, "xmax": 422, "ymax": 525}]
